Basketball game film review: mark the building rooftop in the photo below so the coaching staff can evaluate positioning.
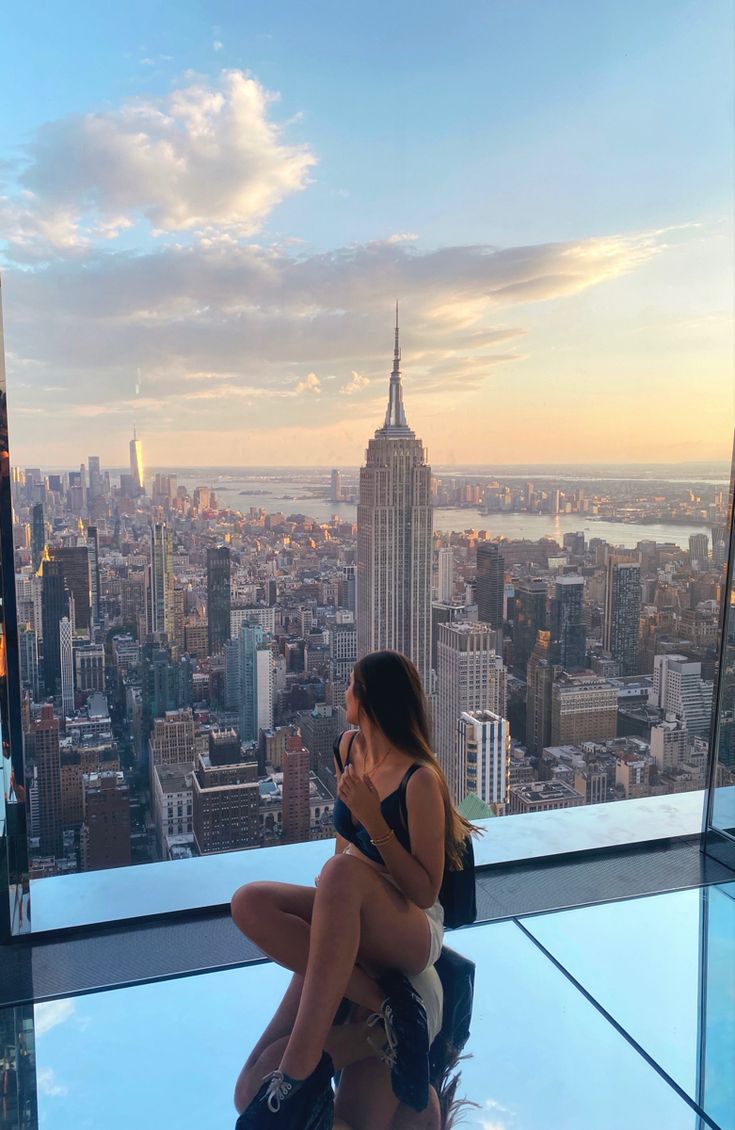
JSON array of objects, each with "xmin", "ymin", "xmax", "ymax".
[{"xmin": 512, "ymin": 780, "xmax": 585, "ymax": 803}]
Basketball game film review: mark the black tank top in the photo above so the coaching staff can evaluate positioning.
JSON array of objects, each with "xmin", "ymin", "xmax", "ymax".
[{"xmin": 332, "ymin": 731, "xmax": 419, "ymax": 863}]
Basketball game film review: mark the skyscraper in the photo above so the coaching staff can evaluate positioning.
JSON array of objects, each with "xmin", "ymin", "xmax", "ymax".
[
  {"xmin": 603, "ymin": 559, "xmax": 642, "ymax": 676},
  {"xmin": 330, "ymin": 469, "xmax": 343, "ymax": 502},
  {"xmin": 436, "ymin": 547, "xmax": 454, "ymax": 603},
  {"xmin": 232, "ymin": 622, "xmax": 270, "ymax": 743},
  {"xmin": 436, "ymin": 621, "xmax": 507, "ymax": 800},
  {"xmin": 207, "ymin": 546, "xmax": 231, "ymax": 657},
  {"xmin": 549, "ymin": 576, "xmax": 586, "ymax": 672},
  {"xmin": 88, "ymin": 455, "xmax": 102, "ymax": 499},
  {"xmin": 34, "ymin": 704, "xmax": 63, "ymax": 857},
  {"xmin": 711, "ymin": 526, "xmax": 727, "ymax": 567},
  {"xmin": 31, "ymin": 502, "xmax": 45, "ymax": 571},
  {"xmin": 513, "ymin": 578, "xmax": 548, "ymax": 676},
  {"xmin": 151, "ymin": 523, "xmax": 175, "ymax": 640},
  {"xmin": 282, "ymin": 741, "xmax": 311, "ymax": 843},
  {"xmin": 41, "ymin": 558, "xmax": 69, "ymax": 695},
  {"xmin": 688, "ymin": 533, "xmax": 709, "ymax": 568},
  {"xmin": 526, "ymin": 629, "xmax": 560, "ymax": 756},
  {"xmin": 457, "ymin": 709, "xmax": 510, "ymax": 806},
  {"xmin": 18, "ymin": 623, "xmax": 39, "ymax": 700},
  {"xmin": 87, "ymin": 526, "xmax": 101, "ymax": 626},
  {"xmin": 476, "ymin": 542, "xmax": 505, "ymax": 630},
  {"xmin": 60, "ymin": 616, "xmax": 74, "ymax": 717},
  {"xmin": 357, "ymin": 309, "xmax": 432, "ymax": 687},
  {"xmin": 129, "ymin": 427, "xmax": 144, "ymax": 497},
  {"xmin": 53, "ymin": 545, "xmax": 92, "ymax": 633}
]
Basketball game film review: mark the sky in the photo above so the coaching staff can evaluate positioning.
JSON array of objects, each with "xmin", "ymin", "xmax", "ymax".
[{"xmin": 0, "ymin": 0, "xmax": 733, "ymax": 468}]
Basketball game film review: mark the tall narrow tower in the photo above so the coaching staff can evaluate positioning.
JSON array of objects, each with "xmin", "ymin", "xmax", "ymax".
[
  {"xmin": 130, "ymin": 426, "xmax": 145, "ymax": 497},
  {"xmin": 357, "ymin": 308, "xmax": 432, "ymax": 688},
  {"xmin": 207, "ymin": 545, "xmax": 231, "ymax": 657},
  {"xmin": 150, "ymin": 522, "xmax": 175, "ymax": 641}
]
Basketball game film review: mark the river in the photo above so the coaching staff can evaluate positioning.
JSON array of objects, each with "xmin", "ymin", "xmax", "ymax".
[{"xmin": 174, "ymin": 472, "xmax": 713, "ymax": 550}]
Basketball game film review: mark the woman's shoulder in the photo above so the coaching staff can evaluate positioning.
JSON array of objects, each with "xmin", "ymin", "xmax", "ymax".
[
  {"xmin": 404, "ymin": 761, "xmax": 443, "ymax": 797},
  {"xmin": 337, "ymin": 728, "xmax": 361, "ymax": 760}
]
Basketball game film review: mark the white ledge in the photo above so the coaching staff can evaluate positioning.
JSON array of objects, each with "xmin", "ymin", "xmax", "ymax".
[{"xmin": 29, "ymin": 791, "xmax": 705, "ymax": 933}]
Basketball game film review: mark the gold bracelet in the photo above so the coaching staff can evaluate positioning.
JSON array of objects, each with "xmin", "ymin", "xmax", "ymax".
[{"xmin": 370, "ymin": 828, "xmax": 395, "ymax": 847}]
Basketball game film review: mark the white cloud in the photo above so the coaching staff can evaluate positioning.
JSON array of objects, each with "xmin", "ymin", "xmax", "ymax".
[
  {"xmin": 1, "ymin": 224, "xmax": 676, "ymax": 461},
  {"xmin": 35, "ymin": 998, "xmax": 75, "ymax": 1036},
  {"xmin": 294, "ymin": 371, "xmax": 321, "ymax": 395},
  {"xmin": 3, "ymin": 70, "xmax": 315, "ymax": 256},
  {"xmin": 340, "ymin": 370, "xmax": 370, "ymax": 395},
  {"xmin": 37, "ymin": 1067, "xmax": 68, "ymax": 1098}
]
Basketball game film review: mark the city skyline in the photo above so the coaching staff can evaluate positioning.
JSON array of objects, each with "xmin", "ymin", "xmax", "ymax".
[{"xmin": 0, "ymin": 1, "xmax": 732, "ymax": 468}]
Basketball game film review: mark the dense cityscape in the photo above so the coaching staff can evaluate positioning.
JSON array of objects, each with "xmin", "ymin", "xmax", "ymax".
[{"xmin": 9, "ymin": 322, "xmax": 732, "ymax": 888}]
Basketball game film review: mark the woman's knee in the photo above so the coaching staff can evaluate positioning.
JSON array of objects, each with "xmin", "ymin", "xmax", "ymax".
[
  {"xmin": 230, "ymin": 881, "xmax": 273, "ymax": 934},
  {"xmin": 318, "ymin": 852, "xmax": 368, "ymax": 900}
]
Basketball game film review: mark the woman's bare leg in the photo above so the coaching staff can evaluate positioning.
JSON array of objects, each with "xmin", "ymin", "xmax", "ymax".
[
  {"xmin": 238, "ymin": 972, "xmax": 303, "ymax": 1079},
  {"xmin": 231, "ymin": 880, "xmax": 383, "ymax": 1013},
  {"xmin": 279, "ymin": 853, "xmax": 431, "ymax": 1080},
  {"xmin": 234, "ymin": 1020, "xmax": 382, "ymax": 1114}
]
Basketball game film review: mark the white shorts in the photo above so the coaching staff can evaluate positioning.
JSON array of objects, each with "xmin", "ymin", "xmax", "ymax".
[
  {"xmin": 407, "ymin": 964, "xmax": 444, "ymax": 1044},
  {"xmin": 423, "ymin": 899, "xmax": 445, "ymax": 970}
]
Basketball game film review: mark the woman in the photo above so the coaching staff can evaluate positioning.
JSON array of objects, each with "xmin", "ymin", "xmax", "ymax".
[{"xmin": 231, "ymin": 650, "xmax": 474, "ymax": 1128}]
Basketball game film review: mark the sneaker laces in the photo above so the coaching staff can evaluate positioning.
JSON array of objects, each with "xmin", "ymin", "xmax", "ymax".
[
  {"xmin": 367, "ymin": 1002, "xmax": 398, "ymax": 1067},
  {"xmin": 263, "ymin": 1070, "xmax": 293, "ymax": 1113}
]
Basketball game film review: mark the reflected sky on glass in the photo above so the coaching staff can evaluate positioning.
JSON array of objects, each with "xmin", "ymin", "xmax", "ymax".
[
  {"xmin": 520, "ymin": 883, "xmax": 735, "ymax": 1122},
  {"xmin": 31, "ymin": 917, "xmax": 704, "ymax": 1130}
]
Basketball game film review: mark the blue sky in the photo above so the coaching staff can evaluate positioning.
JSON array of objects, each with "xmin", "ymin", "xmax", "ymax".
[{"xmin": 0, "ymin": 0, "xmax": 733, "ymax": 466}]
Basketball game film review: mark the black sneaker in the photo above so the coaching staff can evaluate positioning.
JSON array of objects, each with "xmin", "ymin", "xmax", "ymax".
[
  {"xmin": 235, "ymin": 1050, "xmax": 334, "ymax": 1129},
  {"xmin": 372, "ymin": 971, "xmax": 429, "ymax": 1112}
]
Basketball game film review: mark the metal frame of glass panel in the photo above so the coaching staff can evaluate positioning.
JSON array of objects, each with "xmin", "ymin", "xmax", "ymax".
[
  {"xmin": 703, "ymin": 428, "xmax": 735, "ymax": 874},
  {"xmin": 0, "ymin": 279, "xmax": 31, "ymax": 945}
]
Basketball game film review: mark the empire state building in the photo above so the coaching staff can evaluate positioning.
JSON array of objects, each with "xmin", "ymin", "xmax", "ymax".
[{"xmin": 357, "ymin": 309, "xmax": 432, "ymax": 689}]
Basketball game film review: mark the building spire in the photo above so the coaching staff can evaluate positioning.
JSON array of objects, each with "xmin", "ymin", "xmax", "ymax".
[
  {"xmin": 381, "ymin": 302, "xmax": 411, "ymax": 434},
  {"xmin": 393, "ymin": 300, "xmax": 400, "ymax": 371}
]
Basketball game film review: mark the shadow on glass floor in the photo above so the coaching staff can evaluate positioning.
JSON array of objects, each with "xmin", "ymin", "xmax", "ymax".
[{"xmin": 20, "ymin": 903, "xmax": 725, "ymax": 1130}]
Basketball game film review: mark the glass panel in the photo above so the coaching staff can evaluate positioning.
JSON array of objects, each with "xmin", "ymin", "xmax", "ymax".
[
  {"xmin": 698, "ymin": 884, "xmax": 735, "ymax": 1130},
  {"xmin": 519, "ymin": 883, "xmax": 735, "ymax": 1125},
  {"xmin": 26, "ymin": 919, "xmax": 703, "ymax": 1129}
]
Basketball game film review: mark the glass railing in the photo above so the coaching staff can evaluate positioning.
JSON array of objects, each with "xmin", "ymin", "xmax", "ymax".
[{"xmin": 0, "ymin": 0, "xmax": 733, "ymax": 943}]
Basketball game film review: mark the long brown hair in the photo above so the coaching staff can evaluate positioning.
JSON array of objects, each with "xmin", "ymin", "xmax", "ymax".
[{"xmin": 352, "ymin": 650, "xmax": 477, "ymax": 869}]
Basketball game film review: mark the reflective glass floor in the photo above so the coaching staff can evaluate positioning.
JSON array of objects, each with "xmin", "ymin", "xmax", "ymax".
[{"xmin": 12, "ymin": 882, "xmax": 735, "ymax": 1130}]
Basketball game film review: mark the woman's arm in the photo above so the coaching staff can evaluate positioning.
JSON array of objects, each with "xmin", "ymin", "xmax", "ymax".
[{"xmin": 361, "ymin": 767, "xmax": 445, "ymax": 909}]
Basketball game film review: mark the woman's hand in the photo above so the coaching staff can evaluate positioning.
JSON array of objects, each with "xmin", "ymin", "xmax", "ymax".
[{"xmin": 337, "ymin": 764, "xmax": 382, "ymax": 831}]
